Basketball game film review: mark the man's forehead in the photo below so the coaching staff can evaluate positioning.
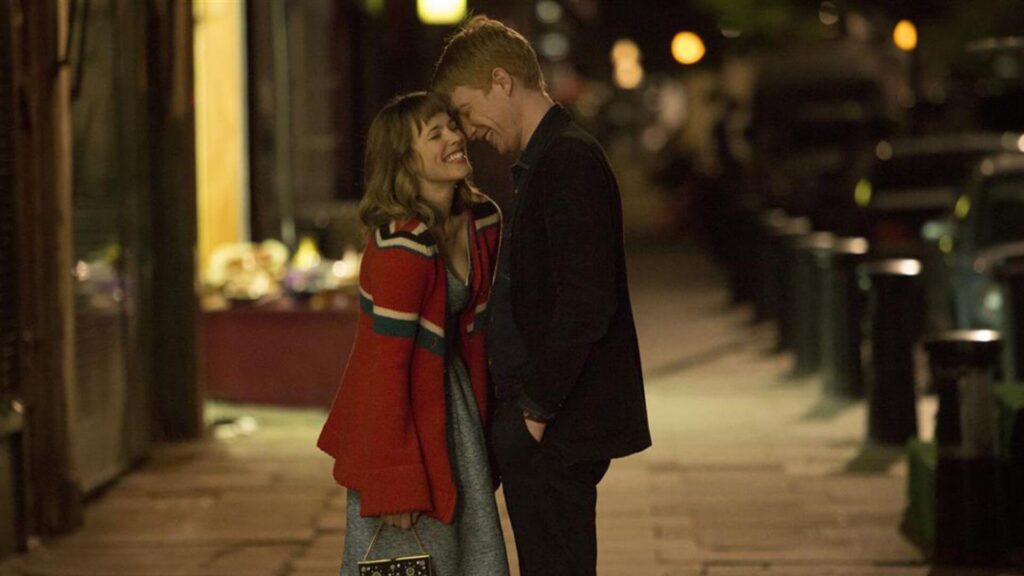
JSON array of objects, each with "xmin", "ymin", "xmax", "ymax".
[{"xmin": 449, "ymin": 86, "xmax": 483, "ymax": 107}]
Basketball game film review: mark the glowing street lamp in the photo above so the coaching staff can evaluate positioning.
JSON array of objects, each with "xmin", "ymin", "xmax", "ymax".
[
  {"xmin": 671, "ymin": 31, "xmax": 705, "ymax": 65},
  {"xmin": 893, "ymin": 19, "xmax": 918, "ymax": 52},
  {"xmin": 417, "ymin": 0, "xmax": 466, "ymax": 25}
]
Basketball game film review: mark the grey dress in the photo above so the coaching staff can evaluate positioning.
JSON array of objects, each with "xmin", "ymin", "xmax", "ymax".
[{"xmin": 341, "ymin": 242, "xmax": 510, "ymax": 576}]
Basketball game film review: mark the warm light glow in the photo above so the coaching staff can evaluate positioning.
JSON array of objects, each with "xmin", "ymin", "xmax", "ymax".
[
  {"xmin": 893, "ymin": 20, "xmax": 918, "ymax": 52},
  {"xmin": 417, "ymin": 0, "xmax": 465, "ymax": 25},
  {"xmin": 611, "ymin": 38, "xmax": 640, "ymax": 65},
  {"xmin": 292, "ymin": 237, "xmax": 323, "ymax": 271},
  {"xmin": 194, "ymin": 0, "xmax": 250, "ymax": 276},
  {"xmin": 671, "ymin": 31, "xmax": 705, "ymax": 65},
  {"xmin": 614, "ymin": 60, "xmax": 644, "ymax": 90}
]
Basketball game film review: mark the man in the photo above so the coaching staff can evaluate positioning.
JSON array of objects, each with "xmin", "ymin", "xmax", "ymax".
[{"xmin": 433, "ymin": 16, "xmax": 651, "ymax": 576}]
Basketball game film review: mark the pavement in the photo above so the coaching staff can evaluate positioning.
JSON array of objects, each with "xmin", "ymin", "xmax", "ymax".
[{"xmin": 2, "ymin": 240, "xmax": 1022, "ymax": 576}]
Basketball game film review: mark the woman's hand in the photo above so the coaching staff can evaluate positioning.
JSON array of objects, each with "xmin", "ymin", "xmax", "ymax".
[{"xmin": 381, "ymin": 512, "xmax": 420, "ymax": 530}]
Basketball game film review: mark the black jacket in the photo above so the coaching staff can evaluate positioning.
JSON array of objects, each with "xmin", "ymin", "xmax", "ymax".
[{"xmin": 490, "ymin": 106, "xmax": 651, "ymax": 462}]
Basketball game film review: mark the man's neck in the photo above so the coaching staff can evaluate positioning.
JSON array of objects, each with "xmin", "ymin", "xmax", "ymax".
[{"xmin": 518, "ymin": 91, "xmax": 555, "ymax": 153}]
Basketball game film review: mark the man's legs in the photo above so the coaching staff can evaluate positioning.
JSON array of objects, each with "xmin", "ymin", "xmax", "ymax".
[{"xmin": 492, "ymin": 402, "xmax": 610, "ymax": 576}]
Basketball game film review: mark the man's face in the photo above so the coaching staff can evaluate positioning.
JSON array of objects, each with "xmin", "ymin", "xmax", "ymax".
[{"xmin": 449, "ymin": 80, "xmax": 521, "ymax": 155}]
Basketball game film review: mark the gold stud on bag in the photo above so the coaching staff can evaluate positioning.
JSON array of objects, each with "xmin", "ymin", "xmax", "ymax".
[{"xmin": 357, "ymin": 521, "xmax": 433, "ymax": 576}]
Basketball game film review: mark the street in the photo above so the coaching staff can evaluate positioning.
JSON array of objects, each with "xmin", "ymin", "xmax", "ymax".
[{"xmin": 2, "ymin": 241, "xmax": 1015, "ymax": 576}]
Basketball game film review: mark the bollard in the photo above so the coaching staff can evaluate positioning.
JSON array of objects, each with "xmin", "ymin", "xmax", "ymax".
[
  {"xmin": 925, "ymin": 330, "xmax": 1006, "ymax": 566},
  {"xmin": 773, "ymin": 216, "xmax": 812, "ymax": 352},
  {"xmin": 992, "ymin": 258, "xmax": 1024, "ymax": 561},
  {"xmin": 755, "ymin": 209, "xmax": 788, "ymax": 323},
  {"xmin": 819, "ymin": 237, "xmax": 870, "ymax": 397},
  {"xmin": 860, "ymin": 259, "xmax": 923, "ymax": 444},
  {"xmin": 996, "ymin": 259, "xmax": 1024, "ymax": 384},
  {"xmin": 792, "ymin": 232, "xmax": 835, "ymax": 376},
  {"xmin": 727, "ymin": 198, "xmax": 764, "ymax": 309}
]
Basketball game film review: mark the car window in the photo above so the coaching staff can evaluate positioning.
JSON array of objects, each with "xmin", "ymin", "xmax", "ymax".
[
  {"xmin": 977, "ymin": 173, "xmax": 1024, "ymax": 248},
  {"xmin": 874, "ymin": 151, "xmax": 987, "ymax": 193}
]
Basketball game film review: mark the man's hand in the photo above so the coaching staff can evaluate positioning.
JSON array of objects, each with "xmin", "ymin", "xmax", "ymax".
[
  {"xmin": 381, "ymin": 512, "xmax": 420, "ymax": 530},
  {"xmin": 524, "ymin": 414, "xmax": 546, "ymax": 443}
]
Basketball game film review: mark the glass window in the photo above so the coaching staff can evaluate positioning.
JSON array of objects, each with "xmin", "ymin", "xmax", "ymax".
[{"xmin": 977, "ymin": 173, "xmax": 1024, "ymax": 248}]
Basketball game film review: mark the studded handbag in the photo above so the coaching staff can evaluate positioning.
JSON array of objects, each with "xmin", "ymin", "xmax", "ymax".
[{"xmin": 357, "ymin": 521, "xmax": 433, "ymax": 576}]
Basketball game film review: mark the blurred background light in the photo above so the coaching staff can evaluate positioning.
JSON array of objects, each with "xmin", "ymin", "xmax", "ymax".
[
  {"xmin": 614, "ymin": 60, "xmax": 644, "ymax": 90},
  {"xmin": 818, "ymin": 2, "xmax": 840, "ymax": 26},
  {"xmin": 642, "ymin": 125, "xmax": 670, "ymax": 152},
  {"xmin": 671, "ymin": 31, "xmax": 706, "ymax": 65},
  {"xmin": 417, "ymin": 0, "xmax": 466, "ymax": 25},
  {"xmin": 854, "ymin": 178, "xmax": 872, "ymax": 207},
  {"xmin": 981, "ymin": 159, "xmax": 995, "ymax": 176},
  {"xmin": 611, "ymin": 38, "xmax": 640, "ymax": 65},
  {"xmin": 875, "ymin": 141, "xmax": 893, "ymax": 160},
  {"xmin": 540, "ymin": 32, "xmax": 570, "ymax": 61},
  {"xmin": 535, "ymin": 0, "xmax": 563, "ymax": 24},
  {"xmin": 363, "ymin": 0, "xmax": 385, "ymax": 17},
  {"xmin": 893, "ymin": 19, "xmax": 918, "ymax": 52},
  {"xmin": 954, "ymin": 194, "xmax": 971, "ymax": 219}
]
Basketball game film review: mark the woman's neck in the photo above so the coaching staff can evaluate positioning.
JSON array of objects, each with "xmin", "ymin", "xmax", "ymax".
[{"xmin": 420, "ymin": 181, "xmax": 456, "ymax": 222}]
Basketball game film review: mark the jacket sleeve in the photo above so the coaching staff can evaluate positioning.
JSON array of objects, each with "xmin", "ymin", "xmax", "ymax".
[
  {"xmin": 357, "ymin": 242, "xmax": 436, "ymax": 517},
  {"xmin": 521, "ymin": 141, "xmax": 618, "ymax": 417}
]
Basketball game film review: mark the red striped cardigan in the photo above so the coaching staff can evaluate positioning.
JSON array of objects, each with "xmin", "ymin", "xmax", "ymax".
[{"xmin": 317, "ymin": 198, "xmax": 500, "ymax": 523}]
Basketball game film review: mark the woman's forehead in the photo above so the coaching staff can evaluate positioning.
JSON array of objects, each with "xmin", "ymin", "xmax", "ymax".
[{"xmin": 415, "ymin": 111, "xmax": 454, "ymax": 134}]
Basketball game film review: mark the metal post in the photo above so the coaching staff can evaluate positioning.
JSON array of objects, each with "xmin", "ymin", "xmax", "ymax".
[
  {"xmin": 860, "ymin": 258, "xmax": 923, "ymax": 444},
  {"xmin": 792, "ymin": 232, "xmax": 834, "ymax": 376},
  {"xmin": 756, "ymin": 209, "xmax": 787, "ymax": 323},
  {"xmin": 819, "ymin": 237, "xmax": 869, "ymax": 397},
  {"xmin": 996, "ymin": 259, "xmax": 1024, "ymax": 384},
  {"xmin": 925, "ymin": 330, "xmax": 1006, "ymax": 565},
  {"xmin": 773, "ymin": 216, "xmax": 811, "ymax": 352}
]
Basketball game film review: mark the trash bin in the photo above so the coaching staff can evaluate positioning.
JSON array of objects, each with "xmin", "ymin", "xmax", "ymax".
[
  {"xmin": 773, "ymin": 216, "xmax": 812, "ymax": 352},
  {"xmin": 924, "ymin": 330, "xmax": 1006, "ymax": 566},
  {"xmin": 792, "ymin": 232, "xmax": 835, "ymax": 377},
  {"xmin": 860, "ymin": 258, "xmax": 923, "ymax": 444},
  {"xmin": 819, "ymin": 237, "xmax": 870, "ymax": 397},
  {"xmin": 996, "ymin": 258, "xmax": 1024, "ymax": 383}
]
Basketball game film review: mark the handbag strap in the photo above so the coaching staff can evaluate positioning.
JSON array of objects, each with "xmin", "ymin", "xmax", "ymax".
[{"xmin": 362, "ymin": 519, "xmax": 428, "ymax": 561}]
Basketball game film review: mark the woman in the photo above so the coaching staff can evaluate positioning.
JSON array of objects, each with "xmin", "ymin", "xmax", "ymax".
[{"xmin": 317, "ymin": 92, "xmax": 508, "ymax": 576}]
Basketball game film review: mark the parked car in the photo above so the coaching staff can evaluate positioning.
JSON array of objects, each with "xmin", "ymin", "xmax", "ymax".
[
  {"xmin": 924, "ymin": 152, "xmax": 1024, "ymax": 330},
  {"xmin": 844, "ymin": 133, "xmax": 1024, "ymax": 257}
]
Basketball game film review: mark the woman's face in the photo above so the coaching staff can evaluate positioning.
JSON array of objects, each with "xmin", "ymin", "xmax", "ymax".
[{"xmin": 410, "ymin": 112, "xmax": 471, "ymax": 196}]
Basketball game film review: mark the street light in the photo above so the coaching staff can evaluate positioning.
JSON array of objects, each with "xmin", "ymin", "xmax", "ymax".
[
  {"xmin": 671, "ymin": 31, "xmax": 705, "ymax": 65},
  {"xmin": 417, "ymin": 0, "xmax": 466, "ymax": 25},
  {"xmin": 893, "ymin": 19, "xmax": 918, "ymax": 52}
]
